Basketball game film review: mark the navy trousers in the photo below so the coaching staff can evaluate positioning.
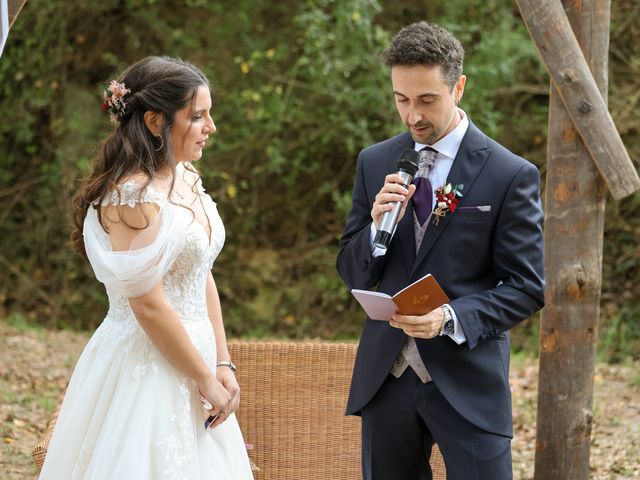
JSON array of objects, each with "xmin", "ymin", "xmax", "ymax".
[{"xmin": 361, "ymin": 369, "xmax": 512, "ymax": 480}]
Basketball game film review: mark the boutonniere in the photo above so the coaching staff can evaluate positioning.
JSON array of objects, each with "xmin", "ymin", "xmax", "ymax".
[{"xmin": 432, "ymin": 183, "xmax": 464, "ymax": 225}]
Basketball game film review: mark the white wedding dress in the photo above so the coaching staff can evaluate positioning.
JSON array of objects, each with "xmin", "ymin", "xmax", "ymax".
[{"xmin": 39, "ymin": 177, "xmax": 254, "ymax": 480}]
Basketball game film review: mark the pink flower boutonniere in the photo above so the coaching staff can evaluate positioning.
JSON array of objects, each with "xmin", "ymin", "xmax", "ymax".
[{"xmin": 432, "ymin": 183, "xmax": 464, "ymax": 225}]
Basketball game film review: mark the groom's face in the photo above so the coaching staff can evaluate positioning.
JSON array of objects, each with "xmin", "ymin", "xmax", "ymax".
[{"xmin": 391, "ymin": 65, "xmax": 466, "ymax": 145}]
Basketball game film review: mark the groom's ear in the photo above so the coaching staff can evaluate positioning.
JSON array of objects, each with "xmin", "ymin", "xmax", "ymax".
[
  {"xmin": 143, "ymin": 111, "xmax": 164, "ymax": 136},
  {"xmin": 453, "ymin": 75, "xmax": 466, "ymax": 104}
]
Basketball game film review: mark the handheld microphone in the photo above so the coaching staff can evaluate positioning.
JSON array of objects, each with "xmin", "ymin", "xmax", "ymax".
[{"xmin": 373, "ymin": 148, "xmax": 420, "ymax": 250}]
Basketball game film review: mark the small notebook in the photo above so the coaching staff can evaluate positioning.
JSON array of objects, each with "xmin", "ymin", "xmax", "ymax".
[{"xmin": 351, "ymin": 273, "xmax": 449, "ymax": 321}]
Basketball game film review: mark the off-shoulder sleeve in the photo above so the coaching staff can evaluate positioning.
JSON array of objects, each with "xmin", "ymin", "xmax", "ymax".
[{"xmin": 82, "ymin": 181, "xmax": 188, "ymax": 298}]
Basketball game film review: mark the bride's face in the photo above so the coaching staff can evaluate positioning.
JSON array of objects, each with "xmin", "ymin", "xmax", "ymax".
[{"xmin": 170, "ymin": 86, "xmax": 216, "ymax": 163}]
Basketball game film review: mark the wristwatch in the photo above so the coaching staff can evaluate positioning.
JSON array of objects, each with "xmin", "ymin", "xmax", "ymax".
[
  {"xmin": 216, "ymin": 360, "xmax": 237, "ymax": 372},
  {"xmin": 439, "ymin": 305, "xmax": 454, "ymax": 336}
]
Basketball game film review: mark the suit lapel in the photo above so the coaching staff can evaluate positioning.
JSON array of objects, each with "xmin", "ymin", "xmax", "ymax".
[{"xmin": 410, "ymin": 121, "xmax": 490, "ymax": 278}]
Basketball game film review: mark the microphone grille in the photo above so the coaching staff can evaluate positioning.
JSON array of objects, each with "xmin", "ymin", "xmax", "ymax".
[{"xmin": 396, "ymin": 149, "xmax": 420, "ymax": 176}]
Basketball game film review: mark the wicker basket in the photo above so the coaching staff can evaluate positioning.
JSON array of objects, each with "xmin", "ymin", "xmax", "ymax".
[{"xmin": 33, "ymin": 340, "xmax": 446, "ymax": 479}]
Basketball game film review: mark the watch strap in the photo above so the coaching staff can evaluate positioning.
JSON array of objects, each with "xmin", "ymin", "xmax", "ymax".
[
  {"xmin": 216, "ymin": 360, "xmax": 237, "ymax": 372},
  {"xmin": 439, "ymin": 305, "xmax": 454, "ymax": 336}
]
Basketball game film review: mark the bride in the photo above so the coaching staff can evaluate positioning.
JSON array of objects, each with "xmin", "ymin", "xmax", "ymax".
[{"xmin": 38, "ymin": 56, "xmax": 254, "ymax": 479}]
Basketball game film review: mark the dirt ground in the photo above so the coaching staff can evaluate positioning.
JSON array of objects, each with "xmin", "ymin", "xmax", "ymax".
[
  {"xmin": 1, "ymin": 319, "xmax": 639, "ymax": 479},
  {"xmin": 510, "ymin": 357, "xmax": 640, "ymax": 479}
]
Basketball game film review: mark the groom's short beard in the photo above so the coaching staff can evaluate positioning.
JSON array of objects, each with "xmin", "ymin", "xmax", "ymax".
[{"xmin": 407, "ymin": 122, "xmax": 441, "ymax": 145}]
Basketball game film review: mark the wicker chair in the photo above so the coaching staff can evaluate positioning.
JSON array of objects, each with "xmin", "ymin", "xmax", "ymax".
[{"xmin": 33, "ymin": 341, "xmax": 446, "ymax": 479}]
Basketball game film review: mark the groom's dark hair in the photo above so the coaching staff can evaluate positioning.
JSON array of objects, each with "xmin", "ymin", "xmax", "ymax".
[{"xmin": 381, "ymin": 21, "xmax": 464, "ymax": 89}]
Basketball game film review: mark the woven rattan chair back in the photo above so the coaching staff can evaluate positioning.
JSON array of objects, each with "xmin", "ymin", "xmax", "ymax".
[{"xmin": 229, "ymin": 341, "xmax": 446, "ymax": 479}]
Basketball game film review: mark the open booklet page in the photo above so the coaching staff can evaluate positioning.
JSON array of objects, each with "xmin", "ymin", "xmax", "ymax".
[{"xmin": 351, "ymin": 273, "xmax": 449, "ymax": 321}]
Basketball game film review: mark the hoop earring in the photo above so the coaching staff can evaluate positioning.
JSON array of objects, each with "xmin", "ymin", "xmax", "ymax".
[{"xmin": 154, "ymin": 134, "xmax": 164, "ymax": 152}]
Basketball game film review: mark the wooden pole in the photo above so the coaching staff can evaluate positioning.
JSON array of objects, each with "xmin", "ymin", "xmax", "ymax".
[
  {"xmin": 1, "ymin": 0, "xmax": 27, "ymax": 59},
  {"xmin": 8, "ymin": 0, "xmax": 27, "ymax": 28},
  {"xmin": 532, "ymin": 1, "xmax": 610, "ymax": 478},
  {"xmin": 516, "ymin": 0, "xmax": 639, "ymax": 200}
]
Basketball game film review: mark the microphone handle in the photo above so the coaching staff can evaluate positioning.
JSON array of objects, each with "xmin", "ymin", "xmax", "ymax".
[{"xmin": 373, "ymin": 169, "xmax": 414, "ymax": 249}]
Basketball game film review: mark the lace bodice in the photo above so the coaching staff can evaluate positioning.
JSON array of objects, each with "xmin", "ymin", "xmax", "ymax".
[{"xmin": 84, "ymin": 178, "xmax": 225, "ymax": 326}]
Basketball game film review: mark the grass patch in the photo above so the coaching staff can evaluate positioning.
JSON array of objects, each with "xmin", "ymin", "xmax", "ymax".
[{"xmin": 4, "ymin": 312, "xmax": 44, "ymax": 333}]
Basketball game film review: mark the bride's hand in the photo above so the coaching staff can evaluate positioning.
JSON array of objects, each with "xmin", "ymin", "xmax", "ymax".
[
  {"xmin": 198, "ymin": 375, "xmax": 231, "ymax": 428},
  {"xmin": 217, "ymin": 366, "xmax": 240, "ymax": 416},
  {"xmin": 202, "ymin": 367, "xmax": 239, "ymax": 429}
]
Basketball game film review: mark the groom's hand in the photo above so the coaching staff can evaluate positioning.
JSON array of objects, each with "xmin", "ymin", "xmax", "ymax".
[
  {"xmin": 371, "ymin": 174, "xmax": 416, "ymax": 228},
  {"xmin": 389, "ymin": 308, "xmax": 445, "ymax": 339}
]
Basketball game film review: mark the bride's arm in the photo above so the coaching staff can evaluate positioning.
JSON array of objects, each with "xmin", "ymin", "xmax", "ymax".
[
  {"xmin": 103, "ymin": 202, "xmax": 231, "ymax": 417},
  {"xmin": 205, "ymin": 272, "xmax": 241, "ymax": 423},
  {"xmin": 129, "ymin": 285, "xmax": 227, "ymax": 398}
]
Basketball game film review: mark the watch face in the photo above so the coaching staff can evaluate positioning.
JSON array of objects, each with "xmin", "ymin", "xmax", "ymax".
[{"xmin": 443, "ymin": 319, "xmax": 454, "ymax": 335}]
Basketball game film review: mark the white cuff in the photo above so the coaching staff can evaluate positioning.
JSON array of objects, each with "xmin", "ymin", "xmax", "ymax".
[
  {"xmin": 369, "ymin": 223, "xmax": 388, "ymax": 258},
  {"xmin": 445, "ymin": 304, "xmax": 466, "ymax": 345}
]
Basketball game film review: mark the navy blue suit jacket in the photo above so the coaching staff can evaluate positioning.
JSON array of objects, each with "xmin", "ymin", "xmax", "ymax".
[{"xmin": 336, "ymin": 120, "xmax": 545, "ymax": 437}]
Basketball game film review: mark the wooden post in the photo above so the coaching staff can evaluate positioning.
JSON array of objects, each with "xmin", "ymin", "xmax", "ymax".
[
  {"xmin": 516, "ymin": 2, "xmax": 640, "ymax": 474},
  {"xmin": 516, "ymin": 0, "xmax": 639, "ymax": 200},
  {"xmin": 8, "ymin": 0, "xmax": 27, "ymax": 28},
  {"xmin": 533, "ymin": 1, "xmax": 610, "ymax": 478},
  {"xmin": 1, "ymin": 0, "xmax": 27, "ymax": 58}
]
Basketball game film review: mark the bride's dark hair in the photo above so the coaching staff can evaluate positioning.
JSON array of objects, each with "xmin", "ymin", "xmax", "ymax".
[{"xmin": 71, "ymin": 56, "xmax": 209, "ymax": 257}]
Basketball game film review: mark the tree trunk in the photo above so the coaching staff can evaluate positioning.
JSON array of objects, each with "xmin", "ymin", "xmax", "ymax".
[{"xmin": 534, "ymin": 1, "xmax": 609, "ymax": 479}]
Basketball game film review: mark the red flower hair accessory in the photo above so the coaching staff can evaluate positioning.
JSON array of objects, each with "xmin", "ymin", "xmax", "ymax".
[
  {"xmin": 102, "ymin": 80, "xmax": 131, "ymax": 124},
  {"xmin": 432, "ymin": 183, "xmax": 464, "ymax": 225}
]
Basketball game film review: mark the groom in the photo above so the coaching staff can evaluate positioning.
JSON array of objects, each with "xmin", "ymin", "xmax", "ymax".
[{"xmin": 336, "ymin": 21, "xmax": 544, "ymax": 479}]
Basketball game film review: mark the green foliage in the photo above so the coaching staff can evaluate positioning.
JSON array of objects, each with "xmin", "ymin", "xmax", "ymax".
[
  {"xmin": 437, "ymin": 0, "xmax": 547, "ymax": 139},
  {"xmin": 0, "ymin": 0, "xmax": 638, "ymax": 360},
  {"xmin": 3, "ymin": 312, "xmax": 42, "ymax": 333},
  {"xmin": 599, "ymin": 304, "xmax": 640, "ymax": 363}
]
